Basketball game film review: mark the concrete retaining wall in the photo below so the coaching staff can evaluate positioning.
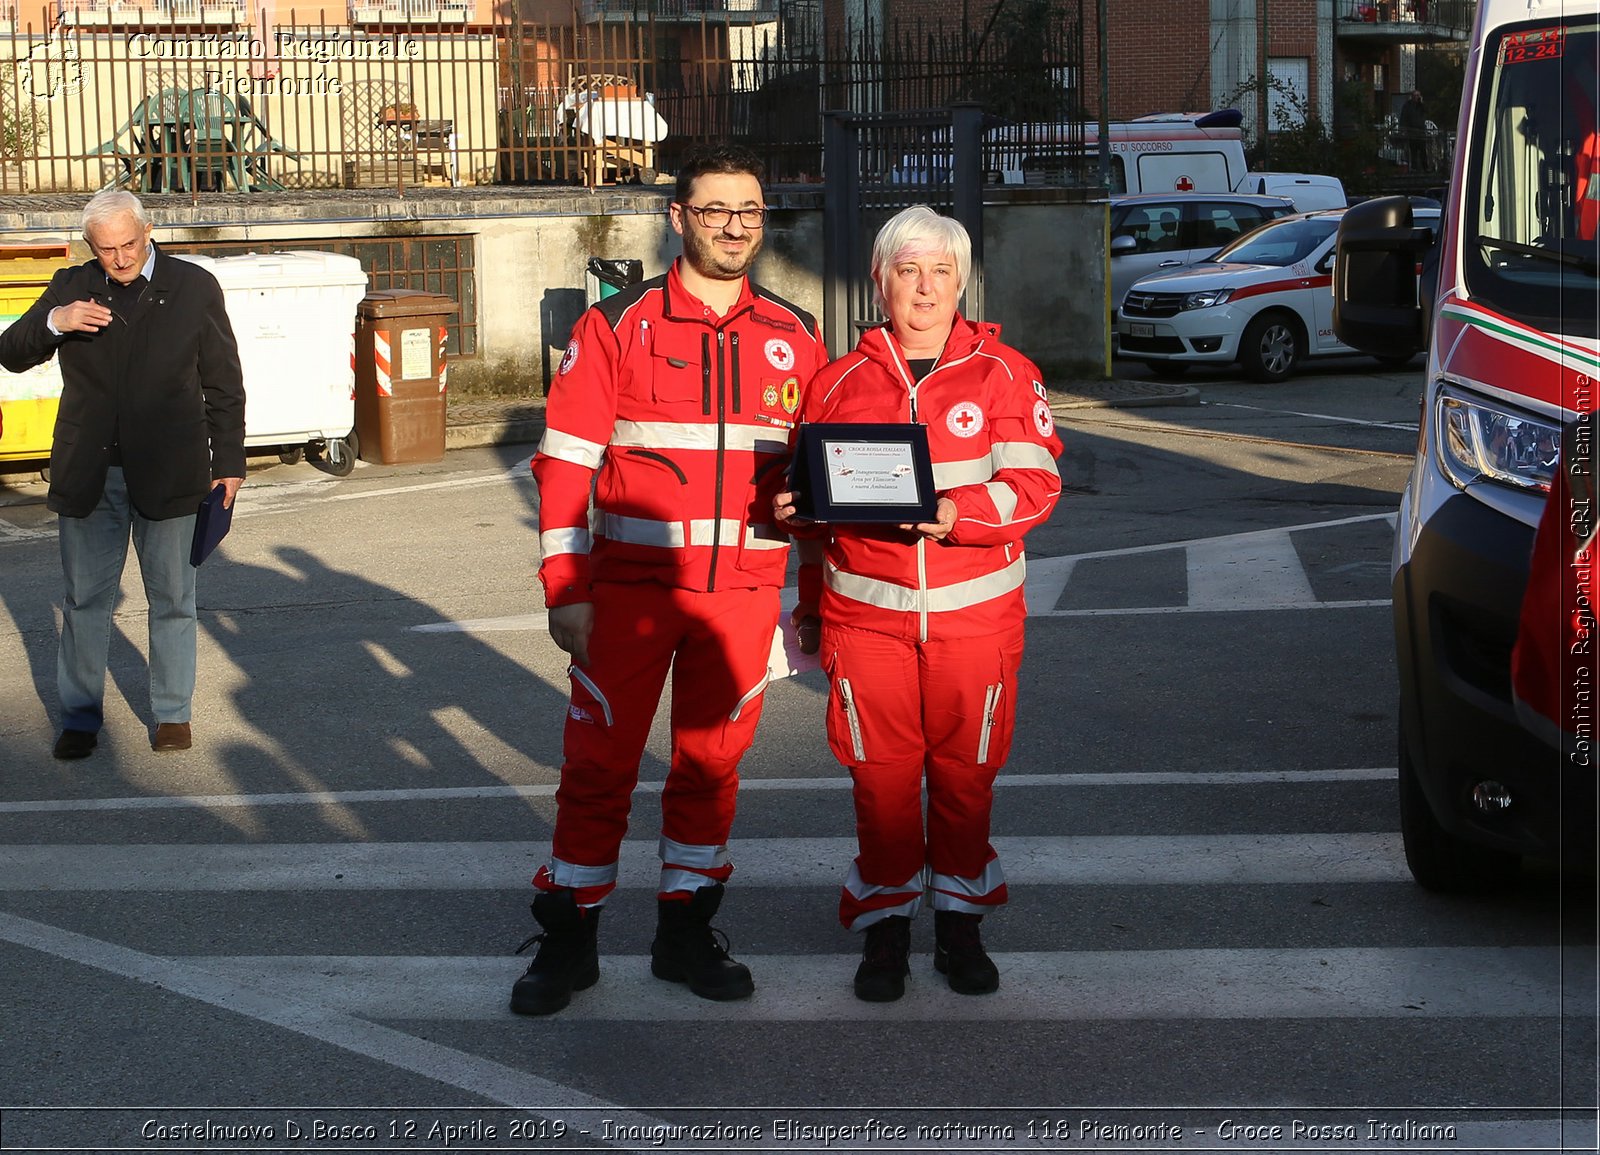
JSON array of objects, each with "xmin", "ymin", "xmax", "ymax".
[{"xmin": 0, "ymin": 185, "xmax": 1109, "ymax": 391}]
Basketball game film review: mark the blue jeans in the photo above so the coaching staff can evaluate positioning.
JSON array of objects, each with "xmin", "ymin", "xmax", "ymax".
[{"xmin": 57, "ymin": 467, "xmax": 198, "ymax": 731}]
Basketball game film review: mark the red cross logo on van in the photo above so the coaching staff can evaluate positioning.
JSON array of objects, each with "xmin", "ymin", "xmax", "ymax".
[{"xmin": 1175, "ymin": 175, "xmax": 1195, "ymax": 191}]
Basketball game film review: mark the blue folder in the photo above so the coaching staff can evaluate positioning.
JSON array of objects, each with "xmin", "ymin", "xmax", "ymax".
[{"xmin": 189, "ymin": 484, "xmax": 233, "ymax": 567}]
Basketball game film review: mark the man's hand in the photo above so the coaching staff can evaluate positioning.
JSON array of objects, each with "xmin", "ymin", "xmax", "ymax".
[
  {"xmin": 216, "ymin": 477, "xmax": 243, "ymax": 509},
  {"xmin": 49, "ymin": 299, "xmax": 113, "ymax": 334},
  {"xmin": 790, "ymin": 607, "xmax": 821, "ymax": 655},
  {"xmin": 548, "ymin": 601, "xmax": 595, "ymax": 668},
  {"xmin": 773, "ymin": 489, "xmax": 812, "ymax": 525},
  {"xmin": 903, "ymin": 497, "xmax": 958, "ymax": 541}
]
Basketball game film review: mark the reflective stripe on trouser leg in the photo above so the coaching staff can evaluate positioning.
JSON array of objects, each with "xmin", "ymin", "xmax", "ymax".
[
  {"xmin": 56, "ymin": 468, "xmax": 137, "ymax": 732},
  {"xmin": 658, "ymin": 835, "xmax": 732, "ymax": 897},
  {"xmin": 656, "ymin": 585, "xmax": 779, "ymax": 881},
  {"xmin": 922, "ymin": 625, "xmax": 1024, "ymax": 913},
  {"xmin": 821, "ymin": 622, "xmax": 930, "ymax": 930},
  {"xmin": 533, "ymin": 857, "xmax": 619, "ymax": 908},
  {"xmin": 840, "ymin": 861, "xmax": 923, "ymax": 931},
  {"xmin": 546, "ymin": 581, "xmax": 683, "ymax": 905}
]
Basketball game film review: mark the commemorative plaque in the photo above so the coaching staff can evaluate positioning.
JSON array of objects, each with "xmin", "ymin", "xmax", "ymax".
[{"xmin": 790, "ymin": 422, "xmax": 939, "ymax": 524}]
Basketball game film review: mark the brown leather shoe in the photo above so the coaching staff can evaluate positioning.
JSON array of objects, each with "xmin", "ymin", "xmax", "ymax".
[{"xmin": 151, "ymin": 722, "xmax": 192, "ymax": 751}]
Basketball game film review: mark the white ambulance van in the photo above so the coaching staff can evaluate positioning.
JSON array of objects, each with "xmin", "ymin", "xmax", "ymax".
[
  {"xmin": 1332, "ymin": 0, "xmax": 1598, "ymax": 889},
  {"xmin": 988, "ymin": 110, "xmax": 1251, "ymax": 193}
]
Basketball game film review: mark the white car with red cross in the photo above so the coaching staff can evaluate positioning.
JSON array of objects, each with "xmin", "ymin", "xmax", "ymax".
[{"xmin": 1119, "ymin": 206, "xmax": 1438, "ymax": 382}]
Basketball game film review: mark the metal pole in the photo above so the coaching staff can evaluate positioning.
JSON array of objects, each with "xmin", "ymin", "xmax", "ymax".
[
  {"xmin": 1257, "ymin": 0, "xmax": 1270, "ymax": 166},
  {"xmin": 1097, "ymin": 0, "xmax": 1109, "ymax": 190}
]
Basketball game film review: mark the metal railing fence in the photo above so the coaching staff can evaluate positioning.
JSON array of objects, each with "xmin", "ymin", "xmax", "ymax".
[{"xmin": 0, "ymin": 1, "xmax": 1085, "ymax": 195}]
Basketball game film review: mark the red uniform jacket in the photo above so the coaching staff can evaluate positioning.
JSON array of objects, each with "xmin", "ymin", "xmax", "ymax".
[
  {"xmin": 799, "ymin": 316, "xmax": 1064, "ymax": 640},
  {"xmin": 534, "ymin": 261, "xmax": 826, "ymax": 608}
]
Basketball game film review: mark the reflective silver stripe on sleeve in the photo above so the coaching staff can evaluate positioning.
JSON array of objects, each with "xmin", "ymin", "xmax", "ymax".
[
  {"xmin": 982, "ymin": 481, "xmax": 1020, "ymax": 524},
  {"xmin": 568, "ymin": 666, "xmax": 614, "ymax": 727},
  {"xmin": 933, "ymin": 454, "xmax": 995, "ymax": 489},
  {"xmin": 539, "ymin": 427, "xmax": 607, "ymax": 470},
  {"xmin": 539, "ymin": 526, "xmax": 592, "ymax": 558},
  {"xmin": 991, "ymin": 440, "xmax": 1061, "ymax": 474},
  {"xmin": 827, "ymin": 554, "xmax": 1027, "ymax": 614},
  {"xmin": 612, "ymin": 419, "xmax": 788, "ymax": 455}
]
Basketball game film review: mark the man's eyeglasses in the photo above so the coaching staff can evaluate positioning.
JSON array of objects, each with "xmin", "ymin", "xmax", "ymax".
[{"xmin": 681, "ymin": 204, "xmax": 768, "ymax": 229}]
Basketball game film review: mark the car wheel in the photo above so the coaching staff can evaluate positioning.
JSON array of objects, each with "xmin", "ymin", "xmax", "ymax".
[
  {"xmin": 1143, "ymin": 360, "xmax": 1189, "ymax": 379},
  {"xmin": 1397, "ymin": 719, "xmax": 1520, "ymax": 892},
  {"xmin": 1239, "ymin": 312, "xmax": 1301, "ymax": 382}
]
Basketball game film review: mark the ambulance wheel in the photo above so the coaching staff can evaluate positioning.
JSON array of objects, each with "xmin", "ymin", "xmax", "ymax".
[
  {"xmin": 1397, "ymin": 719, "xmax": 1520, "ymax": 892},
  {"xmin": 1239, "ymin": 311, "xmax": 1301, "ymax": 382},
  {"xmin": 1143, "ymin": 360, "xmax": 1189, "ymax": 379},
  {"xmin": 278, "ymin": 446, "xmax": 305, "ymax": 465}
]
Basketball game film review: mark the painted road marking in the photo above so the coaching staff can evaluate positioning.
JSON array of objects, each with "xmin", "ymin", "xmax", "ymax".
[
  {"xmin": 183, "ymin": 945, "xmax": 1585, "ymax": 1022},
  {"xmin": 0, "ymin": 833, "xmax": 1411, "ymax": 890},
  {"xmin": 0, "ymin": 767, "xmax": 1398, "ymax": 815}
]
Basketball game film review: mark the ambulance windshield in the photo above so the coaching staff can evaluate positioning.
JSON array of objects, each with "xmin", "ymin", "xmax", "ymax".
[{"xmin": 1466, "ymin": 19, "xmax": 1600, "ymax": 337}]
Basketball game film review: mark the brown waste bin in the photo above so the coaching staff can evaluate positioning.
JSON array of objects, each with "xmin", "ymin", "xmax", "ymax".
[{"xmin": 353, "ymin": 289, "xmax": 459, "ymax": 464}]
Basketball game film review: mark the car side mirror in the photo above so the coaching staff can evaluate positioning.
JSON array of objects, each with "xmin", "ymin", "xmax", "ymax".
[
  {"xmin": 1110, "ymin": 234, "xmax": 1137, "ymax": 255},
  {"xmin": 1333, "ymin": 196, "xmax": 1431, "ymax": 358}
]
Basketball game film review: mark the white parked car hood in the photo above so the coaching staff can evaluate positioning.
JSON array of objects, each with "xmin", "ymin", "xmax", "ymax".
[{"xmin": 1129, "ymin": 262, "xmax": 1289, "ymax": 292}]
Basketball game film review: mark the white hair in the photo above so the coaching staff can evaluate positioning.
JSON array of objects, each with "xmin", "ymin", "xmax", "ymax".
[
  {"xmin": 82, "ymin": 189, "xmax": 148, "ymax": 238},
  {"xmin": 869, "ymin": 205, "xmax": 972, "ymax": 314}
]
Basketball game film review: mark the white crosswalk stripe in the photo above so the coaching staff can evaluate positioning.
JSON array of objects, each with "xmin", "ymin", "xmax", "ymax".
[
  {"xmin": 185, "ymin": 946, "xmax": 1586, "ymax": 1022},
  {"xmin": 0, "ymin": 832, "xmax": 1413, "ymax": 890}
]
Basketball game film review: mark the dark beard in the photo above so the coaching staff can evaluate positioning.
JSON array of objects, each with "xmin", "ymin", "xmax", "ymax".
[{"xmin": 682, "ymin": 224, "xmax": 762, "ymax": 281}]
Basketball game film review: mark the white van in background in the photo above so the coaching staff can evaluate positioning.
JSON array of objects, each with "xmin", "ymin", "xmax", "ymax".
[
  {"xmin": 990, "ymin": 109, "xmax": 1251, "ymax": 193},
  {"xmin": 891, "ymin": 109, "xmax": 1251, "ymax": 193},
  {"xmin": 1235, "ymin": 171, "xmax": 1348, "ymax": 211}
]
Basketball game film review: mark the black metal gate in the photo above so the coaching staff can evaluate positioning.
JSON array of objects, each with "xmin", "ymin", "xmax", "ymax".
[{"xmin": 821, "ymin": 104, "xmax": 986, "ymax": 359}]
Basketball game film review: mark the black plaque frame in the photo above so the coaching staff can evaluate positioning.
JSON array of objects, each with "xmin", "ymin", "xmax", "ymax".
[{"xmin": 790, "ymin": 422, "xmax": 939, "ymax": 524}]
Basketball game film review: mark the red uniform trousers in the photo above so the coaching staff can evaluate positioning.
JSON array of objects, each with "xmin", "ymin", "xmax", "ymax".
[
  {"xmin": 823, "ymin": 619, "xmax": 1024, "ymax": 930},
  {"xmin": 533, "ymin": 581, "xmax": 779, "ymax": 906}
]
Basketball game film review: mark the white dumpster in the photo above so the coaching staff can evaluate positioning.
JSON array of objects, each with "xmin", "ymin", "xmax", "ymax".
[{"xmin": 177, "ymin": 251, "xmax": 369, "ymax": 475}]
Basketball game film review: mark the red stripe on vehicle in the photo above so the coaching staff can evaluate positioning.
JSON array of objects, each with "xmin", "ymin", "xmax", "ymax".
[{"xmin": 1227, "ymin": 273, "xmax": 1331, "ymax": 303}]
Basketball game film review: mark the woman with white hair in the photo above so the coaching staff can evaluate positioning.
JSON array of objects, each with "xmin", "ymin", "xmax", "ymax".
[{"xmin": 776, "ymin": 204, "xmax": 1063, "ymax": 1001}]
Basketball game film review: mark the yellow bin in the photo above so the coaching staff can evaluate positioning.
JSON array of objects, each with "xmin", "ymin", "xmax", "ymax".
[{"xmin": 0, "ymin": 243, "xmax": 73, "ymax": 464}]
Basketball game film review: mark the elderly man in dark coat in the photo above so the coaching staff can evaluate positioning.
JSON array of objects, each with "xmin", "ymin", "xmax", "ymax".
[{"xmin": 0, "ymin": 189, "xmax": 244, "ymax": 759}]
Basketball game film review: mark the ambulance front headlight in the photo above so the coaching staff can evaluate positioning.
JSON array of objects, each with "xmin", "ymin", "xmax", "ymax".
[{"xmin": 1435, "ymin": 389, "xmax": 1560, "ymax": 495}]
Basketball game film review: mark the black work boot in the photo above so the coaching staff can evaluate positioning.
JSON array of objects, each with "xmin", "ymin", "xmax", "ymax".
[
  {"xmin": 853, "ymin": 915, "xmax": 912, "ymax": 1002},
  {"xmin": 649, "ymin": 883, "xmax": 755, "ymax": 1001},
  {"xmin": 509, "ymin": 890, "xmax": 601, "ymax": 1015},
  {"xmin": 933, "ymin": 910, "xmax": 1000, "ymax": 995}
]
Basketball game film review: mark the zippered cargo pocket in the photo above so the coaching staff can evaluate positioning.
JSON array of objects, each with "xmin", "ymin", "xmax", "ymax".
[
  {"xmin": 976, "ymin": 681, "xmax": 1003, "ymax": 765},
  {"xmin": 836, "ymin": 677, "xmax": 866, "ymax": 762},
  {"xmin": 568, "ymin": 665, "xmax": 614, "ymax": 727}
]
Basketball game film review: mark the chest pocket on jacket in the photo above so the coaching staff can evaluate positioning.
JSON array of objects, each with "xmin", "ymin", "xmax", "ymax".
[{"xmin": 646, "ymin": 326, "xmax": 707, "ymax": 408}]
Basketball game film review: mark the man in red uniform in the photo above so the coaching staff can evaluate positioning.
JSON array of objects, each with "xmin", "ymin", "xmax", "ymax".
[{"xmin": 511, "ymin": 144, "xmax": 827, "ymax": 1016}]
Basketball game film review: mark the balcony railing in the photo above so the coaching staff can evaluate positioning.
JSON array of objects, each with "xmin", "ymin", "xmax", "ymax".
[
  {"xmin": 1336, "ymin": 0, "xmax": 1475, "ymax": 41},
  {"xmin": 58, "ymin": 0, "xmax": 249, "ymax": 23},
  {"xmin": 579, "ymin": 0, "xmax": 779, "ymax": 21},
  {"xmin": 349, "ymin": 0, "xmax": 471, "ymax": 21}
]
